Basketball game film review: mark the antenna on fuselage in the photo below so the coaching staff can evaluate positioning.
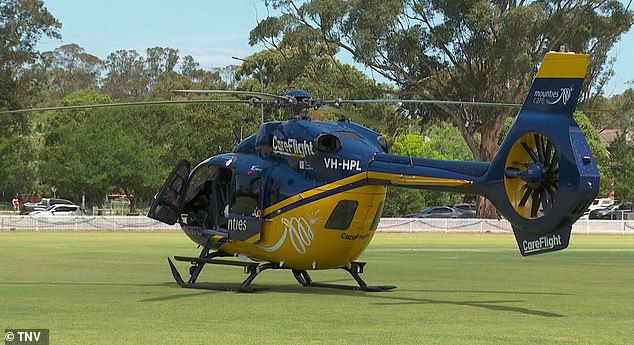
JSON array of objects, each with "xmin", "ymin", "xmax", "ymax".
[{"xmin": 232, "ymin": 128, "xmax": 241, "ymax": 144}]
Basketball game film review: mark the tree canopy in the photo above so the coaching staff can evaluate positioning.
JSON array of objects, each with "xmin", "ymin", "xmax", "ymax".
[
  {"xmin": 0, "ymin": 0, "xmax": 60, "ymax": 197},
  {"xmin": 0, "ymin": 0, "xmax": 60, "ymax": 108},
  {"xmin": 609, "ymin": 128, "xmax": 634, "ymax": 203},
  {"xmin": 384, "ymin": 121, "xmax": 474, "ymax": 216}
]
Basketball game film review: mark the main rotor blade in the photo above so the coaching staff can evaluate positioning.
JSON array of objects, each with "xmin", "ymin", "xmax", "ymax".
[
  {"xmin": 335, "ymin": 99, "xmax": 522, "ymax": 108},
  {"xmin": 0, "ymin": 99, "xmax": 254, "ymax": 114},
  {"xmin": 172, "ymin": 89, "xmax": 288, "ymax": 100}
]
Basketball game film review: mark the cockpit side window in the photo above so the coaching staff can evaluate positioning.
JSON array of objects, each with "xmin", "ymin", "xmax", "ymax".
[
  {"xmin": 184, "ymin": 165, "xmax": 216, "ymax": 205},
  {"xmin": 181, "ymin": 164, "xmax": 217, "ymax": 227},
  {"xmin": 181, "ymin": 165, "xmax": 233, "ymax": 230}
]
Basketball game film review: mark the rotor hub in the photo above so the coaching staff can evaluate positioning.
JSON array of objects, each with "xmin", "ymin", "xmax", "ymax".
[{"xmin": 520, "ymin": 161, "xmax": 548, "ymax": 189}]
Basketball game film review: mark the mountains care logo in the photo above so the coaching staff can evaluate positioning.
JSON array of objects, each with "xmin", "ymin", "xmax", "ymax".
[{"xmin": 532, "ymin": 86, "xmax": 574, "ymax": 106}]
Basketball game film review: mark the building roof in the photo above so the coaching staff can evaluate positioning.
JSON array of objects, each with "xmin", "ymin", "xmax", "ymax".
[{"xmin": 599, "ymin": 128, "xmax": 633, "ymax": 147}]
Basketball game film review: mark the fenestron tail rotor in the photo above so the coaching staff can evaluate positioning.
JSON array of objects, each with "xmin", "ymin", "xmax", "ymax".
[{"xmin": 504, "ymin": 132, "xmax": 559, "ymax": 219}]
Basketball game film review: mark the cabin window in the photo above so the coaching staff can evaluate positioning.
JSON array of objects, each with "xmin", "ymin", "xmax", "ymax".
[
  {"xmin": 265, "ymin": 178, "xmax": 282, "ymax": 208},
  {"xmin": 326, "ymin": 200, "xmax": 358, "ymax": 230},
  {"xmin": 231, "ymin": 174, "xmax": 262, "ymax": 216}
]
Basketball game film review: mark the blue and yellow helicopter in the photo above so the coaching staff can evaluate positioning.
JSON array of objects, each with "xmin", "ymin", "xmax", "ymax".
[
  {"xmin": 2, "ymin": 51, "xmax": 600, "ymax": 292},
  {"xmin": 145, "ymin": 51, "xmax": 599, "ymax": 292}
]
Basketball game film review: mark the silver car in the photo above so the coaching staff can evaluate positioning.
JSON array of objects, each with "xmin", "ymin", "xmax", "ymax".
[{"xmin": 29, "ymin": 204, "xmax": 84, "ymax": 216}]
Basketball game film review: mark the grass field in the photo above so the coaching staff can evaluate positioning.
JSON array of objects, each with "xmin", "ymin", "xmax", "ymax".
[{"xmin": 1, "ymin": 232, "xmax": 633, "ymax": 345}]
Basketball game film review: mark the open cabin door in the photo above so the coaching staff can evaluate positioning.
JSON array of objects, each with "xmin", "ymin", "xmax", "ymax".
[{"xmin": 148, "ymin": 160, "xmax": 190, "ymax": 225}]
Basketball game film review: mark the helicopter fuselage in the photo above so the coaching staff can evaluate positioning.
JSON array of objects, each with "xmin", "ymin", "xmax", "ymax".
[{"xmin": 167, "ymin": 118, "xmax": 491, "ymax": 270}]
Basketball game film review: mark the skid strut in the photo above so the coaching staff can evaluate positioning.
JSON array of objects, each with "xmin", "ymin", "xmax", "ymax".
[
  {"xmin": 167, "ymin": 241, "xmax": 395, "ymax": 292},
  {"xmin": 293, "ymin": 262, "xmax": 396, "ymax": 292},
  {"xmin": 167, "ymin": 239, "xmax": 268, "ymax": 292}
]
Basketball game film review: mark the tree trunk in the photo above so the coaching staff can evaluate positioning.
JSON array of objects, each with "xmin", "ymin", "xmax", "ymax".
[
  {"xmin": 476, "ymin": 121, "xmax": 505, "ymax": 219},
  {"xmin": 123, "ymin": 188, "xmax": 137, "ymax": 214},
  {"xmin": 476, "ymin": 196, "xmax": 499, "ymax": 220}
]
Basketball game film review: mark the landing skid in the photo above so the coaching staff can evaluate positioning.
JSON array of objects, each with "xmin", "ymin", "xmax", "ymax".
[
  {"xmin": 292, "ymin": 262, "xmax": 396, "ymax": 292},
  {"xmin": 167, "ymin": 240, "xmax": 396, "ymax": 293}
]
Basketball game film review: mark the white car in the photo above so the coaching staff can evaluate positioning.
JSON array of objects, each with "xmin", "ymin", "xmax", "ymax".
[
  {"xmin": 29, "ymin": 204, "xmax": 84, "ymax": 216},
  {"xmin": 580, "ymin": 198, "xmax": 615, "ymax": 219}
]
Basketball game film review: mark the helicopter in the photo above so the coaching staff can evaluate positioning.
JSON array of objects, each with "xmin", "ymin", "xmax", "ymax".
[{"xmin": 3, "ymin": 51, "xmax": 600, "ymax": 292}]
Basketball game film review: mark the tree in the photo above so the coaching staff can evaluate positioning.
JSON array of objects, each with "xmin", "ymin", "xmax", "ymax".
[
  {"xmin": 234, "ymin": 48, "xmax": 389, "ymax": 124},
  {"xmin": 102, "ymin": 49, "xmax": 148, "ymax": 99},
  {"xmin": 606, "ymin": 88, "xmax": 634, "ymax": 128},
  {"xmin": 148, "ymin": 71, "xmax": 193, "ymax": 100},
  {"xmin": 251, "ymin": 0, "xmax": 632, "ymax": 218},
  {"xmin": 180, "ymin": 55, "xmax": 200, "ymax": 79},
  {"xmin": 145, "ymin": 47, "xmax": 180, "ymax": 89},
  {"xmin": 180, "ymin": 54, "xmax": 223, "ymax": 88},
  {"xmin": 38, "ymin": 89, "xmax": 187, "ymax": 211},
  {"xmin": 177, "ymin": 102, "xmax": 261, "ymax": 163},
  {"xmin": 383, "ymin": 121, "xmax": 474, "ymax": 216},
  {"xmin": 0, "ymin": 0, "xmax": 60, "ymax": 198},
  {"xmin": 38, "ymin": 90, "xmax": 114, "ymax": 205},
  {"xmin": 0, "ymin": 112, "xmax": 34, "ymax": 198},
  {"xmin": 609, "ymin": 129, "xmax": 634, "ymax": 203},
  {"xmin": 42, "ymin": 44, "xmax": 103, "ymax": 99},
  {"xmin": 583, "ymin": 87, "xmax": 634, "ymax": 130},
  {"xmin": 0, "ymin": 0, "xmax": 61, "ymax": 108}
]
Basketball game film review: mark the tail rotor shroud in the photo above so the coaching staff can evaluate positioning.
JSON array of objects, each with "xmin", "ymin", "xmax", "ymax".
[
  {"xmin": 504, "ymin": 132, "xmax": 560, "ymax": 219},
  {"xmin": 482, "ymin": 52, "xmax": 600, "ymax": 255}
]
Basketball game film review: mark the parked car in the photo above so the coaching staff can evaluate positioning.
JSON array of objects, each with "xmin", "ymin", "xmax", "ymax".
[
  {"xmin": 588, "ymin": 202, "xmax": 633, "ymax": 220},
  {"xmin": 20, "ymin": 198, "xmax": 74, "ymax": 215},
  {"xmin": 29, "ymin": 204, "xmax": 84, "ymax": 216},
  {"xmin": 581, "ymin": 198, "xmax": 615, "ymax": 219},
  {"xmin": 452, "ymin": 203, "xmax": 477, "ymax": 218},
  {"xmin": 405, "ymin": 206, "xmax": 471, "ymax": 218}
]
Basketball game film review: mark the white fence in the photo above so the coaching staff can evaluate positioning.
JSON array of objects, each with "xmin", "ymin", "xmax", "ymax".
[
  {"xmin": 1, "ymin": 216, "xmax": 633, "ymax": 234},
  {"xmin": 0, "ymin": 215, "xmax": 179, "ymax": 231},
  {"xmin": 378, "ymin": 218, "xmax": 634, "ymax": 234}
]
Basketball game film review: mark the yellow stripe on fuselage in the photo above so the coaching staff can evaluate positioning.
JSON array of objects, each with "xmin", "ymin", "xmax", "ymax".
[
  {"xmin": 262, "ymin": 172, "xmax": 367, "ymax": 215},
  {"xmin": 536, "ymin": 52, "xmax": 590, "ymax": 79},
  {"xmin": 367, "ymin": 171, "xmax": 473, "ymax": 187},
  {"xmin": 262, "ymin": 171, "xmax": 472, "ymax": 216}
]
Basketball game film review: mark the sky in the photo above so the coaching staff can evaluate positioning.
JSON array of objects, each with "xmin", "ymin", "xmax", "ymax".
[{"xmin": 36, "ymin": 0, "xmax": 634, "ymax": 96}]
